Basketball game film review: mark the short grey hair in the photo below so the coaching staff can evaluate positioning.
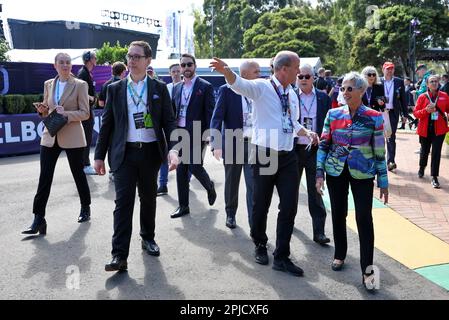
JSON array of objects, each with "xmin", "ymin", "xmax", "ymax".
[
  {"xmin": 273, "ymin": 51, "xmax": 299, "ymax": 71},
  {"xmin": 300, "ymin": 64, "xmax": 313, "ymax": 75},
  {"xmin": 239, "ymin": 60, "xmax": 259, "ymax": 75},
  {"xmin": 343, "ymin": 71, "xmax": 368, "ymax": 94},
  {"xmin": 361, "ymin": 66, "xmax": 381, "ymax": 85}
]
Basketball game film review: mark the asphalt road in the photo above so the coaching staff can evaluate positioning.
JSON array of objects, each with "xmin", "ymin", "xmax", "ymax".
[{"xmin": 0, "ymin": 148, "xmax": 448, "ymax": 300}]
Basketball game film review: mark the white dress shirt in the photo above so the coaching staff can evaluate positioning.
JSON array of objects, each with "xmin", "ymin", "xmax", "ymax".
[
  {"xmin": 229, "ymin": 75, "xmax": 303, "ymax": 151},
  {"xmin": 384, "ymin": 79, "xmax": 394, "ymax": 110},
  {"xmin": 241, "ymin": 96, "xmax": 253, "ymax": 139},
  {"xmin": 178, "ymin": 76, "xmax": 198, "ymax": 127},
  {"xmin": 126, "ymin": 75, "xmax": 157, "ymax": 143}
]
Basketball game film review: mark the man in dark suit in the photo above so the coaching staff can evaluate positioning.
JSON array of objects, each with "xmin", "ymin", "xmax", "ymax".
[
  {"xmin": 77, "ymin": 50, "xmax": 98, "ymax": 176},
  {"xmin": 170, "ymin": 53, "xmax": 217, "ymax": 218},
  {"xmin": 94, "ymin": 41, "xmax": 179, "ymax": 272},
  {"xmin": 295, "ymin": 64, "xmax": 331, "ymax": 245},
  {"xmin": 210, "ymin": 60, "xmax": 260, "ymax": 229},
  {"xmin": 381, "ymin": 61, "xmax": 408, "ymax": 171}
]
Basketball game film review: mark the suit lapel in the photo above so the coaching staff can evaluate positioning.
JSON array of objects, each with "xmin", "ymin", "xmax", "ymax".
[
  {"xmin": 147, "ymin": 77, "xmax": 157, "ymax": 126},
  {"xmin": 188, "ymin": 78, "xmax": 200, "ymax": 110},
  {"xmin": 120, "ymin": 79, "xmax": 128, "ymax": 124}
]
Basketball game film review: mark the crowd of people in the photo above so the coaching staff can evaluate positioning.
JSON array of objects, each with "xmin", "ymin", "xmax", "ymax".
[{"xmin": 21, "ymin": 40, "xmax": 449, "ymax": 293}]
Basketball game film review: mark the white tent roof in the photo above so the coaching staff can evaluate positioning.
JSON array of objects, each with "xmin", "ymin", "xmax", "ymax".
[{"xmin": 6, "ymin": 48, "xmax": 96, "ymax": 64}]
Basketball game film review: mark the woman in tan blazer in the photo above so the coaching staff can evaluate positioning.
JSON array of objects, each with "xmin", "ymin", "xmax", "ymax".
[{"xmin": 22, "ymin": 52, "xmax": 92, "ymax": 235}]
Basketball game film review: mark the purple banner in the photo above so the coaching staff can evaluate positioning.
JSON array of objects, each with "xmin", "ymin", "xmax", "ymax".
[{"xmin": 0, "ymin": 109, "xmax": 104, "ymax": 157}]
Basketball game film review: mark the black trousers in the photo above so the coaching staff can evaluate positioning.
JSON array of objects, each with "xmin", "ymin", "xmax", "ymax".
[
  {"xmin": 81, "ymin": 109, "xmax": 94, "ymax": 166},
  {"xmin": 250, "ymin": 147, "xmax": 299, "ymax": 260},
  {"xmin": 387, "ymin": 110, "xmax": 399, "ymax": 164},
  {"xmin": 111, "ymin": 142, "xmax": 161, "ymax": 259},
  {"xmin": 33, "ymin": 139, "xmax": 91, "ymax": 217},
  {"xmin": 326, "ymin": 164, "xmax": 374, "ymax": 275},
  {"xmin": 224, "ymin": 139, "xmax": 254, "ymax": 226},
  {"xmin": 419, "ymin": 130, "xmax": 445, "ymax": 177},
  {"xmin": 295, "ymin": 145, "xmax": 327, "ymax": 236},
  {"xmin": 176, "ymin": 143, "xmax": 213, "ymax": 207}
]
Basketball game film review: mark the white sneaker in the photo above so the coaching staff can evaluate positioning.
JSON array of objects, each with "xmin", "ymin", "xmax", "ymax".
[{"xmin": 83, "ymin": 166, "xmax": 97, "ymax": 175}]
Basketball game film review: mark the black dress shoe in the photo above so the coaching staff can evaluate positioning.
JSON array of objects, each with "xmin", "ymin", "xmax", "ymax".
[
  {"xmin": 254, "ymin": 244, "xmax": 269, "ymax": 265},
  {"xmin": 142, "ymin": 239, "xmax": 160, "ymax": 256},
  {"xmin": 331, "ymin": 260, "xmax": 345, "ymax": 271},
  {"xmin": 170, "ymin": 206, "xmax": 190, "ymax": 218},
  {"xmin": 313, "ymin": 234, "xmax": 330, "ymax": 245},
  {"xmin": 272, "ymin": 258, "xmax": 304, "ymax": 277},
  {"xmin": 22, "ymin": 215, "xmax": 47, "ymax": 235},
  {"xmin": 226, "ymin": 216, "xmax": 236, "ymax": 229},
  {"xmin": 387, "ymin": 162, "xmax": 397, "ymax": 171},
  {"xmin": 432, "ymin": 176, "xmax": 441, "ymax": 189},
  {"xmin": 105, "ymin": 256, "xmax": 127, "ymax": 272},
  {"xmin": 207, "ymin": 182, "xmax": 217, "ymax": 206},
  {"xmin": 156, "ymin": 185, "xmax": 168, "ymax": 196},
  {"xmin": 78, "ymin": 206, "xmax": 91, "ymax": 223},
  {"xmin": 418, "ymin": 167, "xmax": 425, "ymax": 178}
]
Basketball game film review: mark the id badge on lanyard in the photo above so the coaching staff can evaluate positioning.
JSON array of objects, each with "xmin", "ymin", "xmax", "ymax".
[{"xmin": 271, "ymin": 80, "xmax": 294, "ymax": 133}]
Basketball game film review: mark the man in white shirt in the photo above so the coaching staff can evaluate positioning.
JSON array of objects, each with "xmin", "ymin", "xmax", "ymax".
[{"xmin": 210, "ymin": 51, "xmax": 319, "ymax": 277}]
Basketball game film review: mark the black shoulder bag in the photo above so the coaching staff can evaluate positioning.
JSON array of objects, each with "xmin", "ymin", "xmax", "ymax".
[{"xmin": 43, "ymin": 111, "xmax": 68, "ymax": 137}]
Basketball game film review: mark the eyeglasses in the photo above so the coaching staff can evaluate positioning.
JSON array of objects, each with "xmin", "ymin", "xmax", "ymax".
[
  {"xmin": 126, "ymin": 54, "xmax": 146, "ymax": 61},
  {"xmin": 429, "ymin": 80, "xmax": 439, "ymax": 84},
  {"xmin": 181, "ymin": 62, "xmax": 194, "ymax": 68},
  {"xmin": 340, "ymin": 86, "xmax": 356, "ymax": 92},
  {"xmin": 298, "ymin": 74, "xmax": 311, "ymax": 80},
  {"xmin": 367, "ymin": 73, "xmax": 376, "ymax": 77}
]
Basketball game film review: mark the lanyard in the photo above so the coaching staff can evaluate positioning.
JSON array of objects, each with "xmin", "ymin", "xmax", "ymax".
[
  {"xmin": 425, "ymin": 91, "xmax": 439, "ymax": 105},
  {"xmin": 244, "ymin": 97, "xmax": 252, "ymax": 113},
  {"xmin": 270, "ymin": 79, "xmax": 290, "ymax": 115},
  {"xmin": 182, "ymin": 84, "xmax": 193, "ymax": 105},
  {"xmin": 127, "ymin": 76, "xmax": 148, "ymax": 110},
  {"xmin": 365, "ymin": 87, "xmax": 372, "ymax": 103},
  {"xmin": 299, "ymin": 92, "xmax": 316, "ymax": 116}
]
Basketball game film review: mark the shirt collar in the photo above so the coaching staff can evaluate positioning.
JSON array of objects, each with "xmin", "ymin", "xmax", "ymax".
[
  {"xmin": 184, "ymin": 75, "xmax": 198, "ymax": 87},
  {"xmin": 299, "ymin": 87, "xmax": 316, "ymax": 97},
  {"xmin": 272, "ymin": 76, "xmax": 291, "ymax": 93},
  {"xmin": 127, "ymin": 74, "xmax": 148, "ymax": 86}
]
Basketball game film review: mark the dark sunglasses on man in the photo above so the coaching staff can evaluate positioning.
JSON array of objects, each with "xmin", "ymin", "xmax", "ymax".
[
  {"xmin": 298, "ymin": 74, "xmax": 311, "ymax": 80},
  {"xmin": 181, "ymin": 62, "xmax": 194, "ymax": 68}
]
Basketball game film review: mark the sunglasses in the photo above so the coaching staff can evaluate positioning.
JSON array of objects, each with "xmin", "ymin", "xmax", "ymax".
[
  {"xmin": 298, "ymin": 74, "xmax": 312, "ymax": 80},
  {"xmin": 367, "ymin": 73, "xmax": 376, "ymax": 77},
  {"xmin": 181, "ymin": 62, "xmax": 194, "ymax": 68},
  {"xmin": 340, "ymin": 86, "xmax": 356, "ymax": 92}
]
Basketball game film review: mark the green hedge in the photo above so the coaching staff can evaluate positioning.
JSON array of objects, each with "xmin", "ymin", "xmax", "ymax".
[{"xmin": 0, "ymin": 94, "xmax": 43, "ymax": 114}]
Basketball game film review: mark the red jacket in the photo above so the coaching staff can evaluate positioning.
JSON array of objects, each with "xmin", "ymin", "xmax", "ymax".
[{"xmin": 413, "ymin": 90, "xmax": 449, "ymax": 137}]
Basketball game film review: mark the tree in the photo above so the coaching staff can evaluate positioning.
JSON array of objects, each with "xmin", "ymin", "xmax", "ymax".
[
  {"xmin": 0, "ymin": 38, "xmax": 10, "ymax": 62},
  {"xmin": 193, "ymin": 0, "xmax": 302, "ymax": 58},
  {"xmin": 242, "ymin": 6, "xmax": 336, "ymax": 65},
  {"xmin": 96, "ymin": 41, "xmax": 128, "ymax": 65}
]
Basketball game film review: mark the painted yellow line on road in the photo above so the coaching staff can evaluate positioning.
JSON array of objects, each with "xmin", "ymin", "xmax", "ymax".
[{"xmin": 347, "ymin": 208, "xmax": 449, "ymax": 269}]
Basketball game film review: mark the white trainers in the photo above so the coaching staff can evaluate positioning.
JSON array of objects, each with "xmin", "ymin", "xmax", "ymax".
[{"xmin": 83, "ymin": 166, "xmax": 97, "ymax": 175}]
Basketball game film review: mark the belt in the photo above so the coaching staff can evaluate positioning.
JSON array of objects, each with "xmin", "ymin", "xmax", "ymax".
[
  {"xmin": 126, "ymin": 142, "xmax": 151, "ymax": 149},
  {"xmin": 277, "ymin": 150, "xmax": 291, "ymax": 156}
]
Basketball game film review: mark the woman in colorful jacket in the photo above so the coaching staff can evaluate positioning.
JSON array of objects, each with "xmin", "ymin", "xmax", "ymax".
[
  {"xmin": 315, "ymin": 71, "xmax": 388, "ymax": 291},
  {"xmin": 413, "ymin": 74, "xmax": 449, "ymax": 189}
]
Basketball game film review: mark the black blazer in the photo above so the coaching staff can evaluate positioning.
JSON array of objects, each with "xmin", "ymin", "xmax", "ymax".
[
  {"xmin": 94, "ymin": 77, "xmax": 177, "ymax": 171},
  {"xmin": 298, "ymin": 89, "xmax": 331, "ymax": 136},
  {"xmin": 172, "ymin": 77, "xmax": 215, "ymax": 137},
  {"xmin": 362, "ymin": 84, "xmax": 385, "ymax": 112},
  {"xmin": 381, "ymin": 77, "xmax": 408, "ymax": 116}
]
